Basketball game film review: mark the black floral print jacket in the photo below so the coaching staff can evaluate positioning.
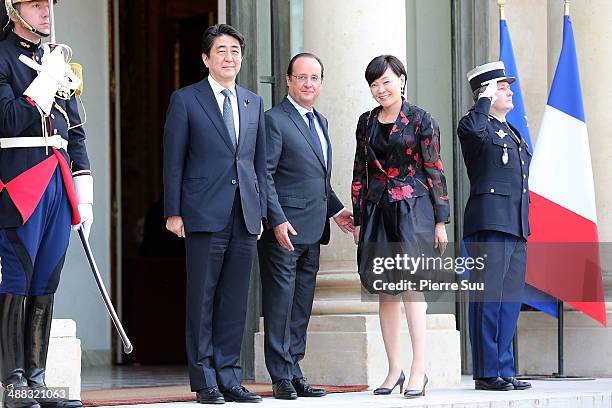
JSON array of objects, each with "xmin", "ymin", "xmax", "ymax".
[{"xmin": 351, "ymin": 100, "xmax": 450, "ymax": 226}]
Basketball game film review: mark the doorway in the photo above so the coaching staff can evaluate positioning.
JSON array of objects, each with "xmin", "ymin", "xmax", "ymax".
[{"xmin": 118, "ymin": 0, "xmax": 217, "ymax": 365}]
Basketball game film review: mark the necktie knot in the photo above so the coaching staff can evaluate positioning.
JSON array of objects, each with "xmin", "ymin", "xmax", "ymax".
[
  {"xmin": 221, "ymin": 89, "xmax": 232, "ymax": 98},
  {"xmin": 306, "ymin": 111, "xmax": 314, "ymax": 121}
]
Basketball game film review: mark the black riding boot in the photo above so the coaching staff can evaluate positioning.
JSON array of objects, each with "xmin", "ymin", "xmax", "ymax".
[
  {"xmin": 24, "ymin": 295, "xmax": 82, "ymax": 408},
  {"xmin": 0, "ymin": 293, "xmax": 40, "ymax": 408}
]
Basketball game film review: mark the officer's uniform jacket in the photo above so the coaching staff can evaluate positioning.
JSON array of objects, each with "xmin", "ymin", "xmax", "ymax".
[
  {"xmin": 0, "ymin": 31, "xmax": 89, "ymax": 228},
  {"xmin": 457, "ymin": 97, "xmax": 531, "ymax": 240}
]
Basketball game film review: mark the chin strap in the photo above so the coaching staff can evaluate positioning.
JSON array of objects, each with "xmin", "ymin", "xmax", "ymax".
[{"xmin": 4, "ymin": 0, "xmax": 50, "ymax": 39}]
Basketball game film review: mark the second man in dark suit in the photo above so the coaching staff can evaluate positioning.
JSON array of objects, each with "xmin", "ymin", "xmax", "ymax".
[{"xmin": 258, "ymin": 53, "xmax": 354, "ymax": 400}]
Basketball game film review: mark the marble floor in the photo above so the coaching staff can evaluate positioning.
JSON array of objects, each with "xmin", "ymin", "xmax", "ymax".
[
  {"xmin": 82, "ymin": 365, "xmax": 189, "ymax": 390},
  {"xmin": 90, "ymin": 377, "xmax": 612, "ymax": 408}
]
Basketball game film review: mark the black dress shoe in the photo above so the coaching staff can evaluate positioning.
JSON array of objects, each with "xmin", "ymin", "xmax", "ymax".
[
  {"xmin": 291, "ymin": 378, "xmax": 326, "ymax": 397},
  {"xmin": 272, "ymin": 379, "xmax": 298, "ymax": 400},
  {"xmin": 196, "ymin": 387, "xmax": 225, "ymax": 404},
  {"xmin": 475, "ymin": 377, "xmax": 514, "ymax": 391},
  {"xmin": 222, "ymin": 385, "xmax": 262, "ymax": 403},
  {"xmin": 502, "ymin": 377, "xmax": 532, "ymax": 390}
]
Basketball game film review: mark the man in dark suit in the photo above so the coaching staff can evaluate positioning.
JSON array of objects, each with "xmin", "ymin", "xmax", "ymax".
[
  {"xmin": 458, "ymin": 61, "xmax": 531, "ymax": 392},
  {"xmin": 163, "ymin": 24, "xmax": 266, "ymax": 404},
  {"xmin": 258, "ymin": 53, "xmax": 354, "ymax": 400}
]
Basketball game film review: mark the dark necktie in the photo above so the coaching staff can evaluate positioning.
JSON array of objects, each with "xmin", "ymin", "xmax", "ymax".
[
  {"xmin": 221, "ymin": 89, "xmax": 237, "ymax": 149},
  {"xmin": 305, "ymin": 111, "xmax": 324, "ymax": 161}
]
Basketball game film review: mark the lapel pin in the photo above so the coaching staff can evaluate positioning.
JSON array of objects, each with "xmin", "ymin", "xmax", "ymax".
[
  {"xmin": 496, "ymin": 129, "xmax": 507, "ymax": 139},
  {"xmin": 244, "ymin": 99, "xmax": 251, "ymax": 107}
]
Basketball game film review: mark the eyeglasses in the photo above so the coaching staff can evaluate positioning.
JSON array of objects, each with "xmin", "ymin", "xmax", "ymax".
[{"xmin": 291, "ymin": 74, "xmax": 322, "ymax": 84}]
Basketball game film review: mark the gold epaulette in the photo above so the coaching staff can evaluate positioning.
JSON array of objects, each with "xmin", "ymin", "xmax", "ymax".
[{"xmin": 69, "ymin": 62, "xmax": 84, "ymax": 97}]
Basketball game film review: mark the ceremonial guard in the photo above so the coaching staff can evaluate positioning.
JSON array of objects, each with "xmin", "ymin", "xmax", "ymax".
[
  {"xmin": 457, "ymin": 62, "xmax": 531, "ymax": 391},
  {"xmin": 0, "ymin": 1, "xmax": 92, "ymax": 407}
]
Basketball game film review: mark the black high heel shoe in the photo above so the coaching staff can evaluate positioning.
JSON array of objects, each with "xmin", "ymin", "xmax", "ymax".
[
  {"xmin": 404, "ymin": 374, "xmax": 428, "ymax": 398},
  {"xmin": 373, "ymin": 370, "xmax": 405, "ymax": 395}
]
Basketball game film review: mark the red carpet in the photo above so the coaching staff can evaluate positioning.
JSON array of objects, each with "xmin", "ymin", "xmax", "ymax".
[{"xmin": 82, "ymin": 383, "xmax": 369, "ymax": 406}]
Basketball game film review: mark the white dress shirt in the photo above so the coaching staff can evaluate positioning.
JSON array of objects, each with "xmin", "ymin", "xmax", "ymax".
[
  {"xmin": 208, "ymin": 75, "xmax": 240, "ymax": 142},
  {"xmin": 287, "ymin": 94, "xmax": 328, "ymax": 166},
  {"xmin": 287, "ymin": 95, "xmax": 346, "ymax": 218}
]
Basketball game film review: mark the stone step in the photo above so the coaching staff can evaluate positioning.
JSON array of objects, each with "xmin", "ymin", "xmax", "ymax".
[
  {"xmin": 46, "ymin": 319, "xmax": 82, "ymax": 400},
  {"xmin": 254, "ymin": 314, "xmax": 461, "ymax": 389},
  {"xmin": 94, "ymin": 378, "xmax": 612, "ymax": 407}
]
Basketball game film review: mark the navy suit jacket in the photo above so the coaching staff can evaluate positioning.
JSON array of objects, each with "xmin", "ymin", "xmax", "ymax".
[
  {"xmin": 457, "ymin": 97, "xmax": 531, "ymax": 240},
  {"xmin": 163, "ymin": 77, "xmax": 267, "ymax": 234},
  {"xmin": 262, "ymin": 97, "xmax": 343, "ymax": 245}
]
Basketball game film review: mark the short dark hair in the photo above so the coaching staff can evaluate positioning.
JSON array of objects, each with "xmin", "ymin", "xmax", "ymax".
[
  {"xmin": 473, "ymin": 85, "xmax": 487, "ymax": 102},
  {"xmin": 365, "ymin": 55, "xmax": 408, "ymax": 89},
  {"xmin": 286, "ymin": 52, "xmax": 324, "ymax": 80},
  {"xmin": 201, "ymin": 24, "xmax": 246, "ymax": 56}
]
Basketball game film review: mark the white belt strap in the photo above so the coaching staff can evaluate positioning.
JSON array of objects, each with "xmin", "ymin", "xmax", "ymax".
[{"xmin": 0, "ymin": 136, "xmax": 68, "ymax": 150}]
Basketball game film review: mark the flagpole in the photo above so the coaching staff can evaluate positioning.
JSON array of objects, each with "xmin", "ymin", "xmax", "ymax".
[
  {"xmin": 497, "ymin": 0, "xmax": 506, "ymax": 20},
  {"xmin": 557, "ymin": 301, "xmax": 565, "ymax": 376}
]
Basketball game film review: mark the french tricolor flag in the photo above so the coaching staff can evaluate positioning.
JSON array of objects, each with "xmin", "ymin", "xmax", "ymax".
[{"xmin": 527, "ymin": 14, "xmax": 607, "ymax": 326}]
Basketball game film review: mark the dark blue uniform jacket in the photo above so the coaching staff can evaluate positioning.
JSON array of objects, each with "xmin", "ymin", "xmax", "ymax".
[
  {"xmin": 457, "ymin": 97, "xmax": 531, "ymax": 240},
  {"xmin": 0, "ymin": 32, "xmax": 89, "ymax": 228}
]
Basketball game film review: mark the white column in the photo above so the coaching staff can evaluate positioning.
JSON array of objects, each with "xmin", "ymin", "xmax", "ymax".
[
  {"xmin": 567, "ymin": 1, "xmax": 612, "ymax": 303},
  {"xmin": 303, "ymin": 0, "xmax": 407, "ymax": 314}
]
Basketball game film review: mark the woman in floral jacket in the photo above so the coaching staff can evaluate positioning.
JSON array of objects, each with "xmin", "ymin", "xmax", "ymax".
[{"xmin": 351, "ymin": 55, "xmax": 450, "ymax": 399}]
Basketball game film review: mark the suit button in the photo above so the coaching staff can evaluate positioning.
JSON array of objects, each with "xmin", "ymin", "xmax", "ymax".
[
  {"xmin": 231, "ymin": 179, "xmax": 237, "ymax": 185},
  {"xmin": 523, "ymin": 174, "xmax": 527, "ymax": 179},
  {"xmin": 519, "ymin": 147, "xmax": 522, "ymax": 152},
  {"xmin": 523, "ymin": 188, "xmax": 527, "ymax": 193},
  {"xmin": 490, "ymin": 188, "xmax": 495, "ymax": 193},
  {"xmin": 521, "ymin": 160, "xmax": 525, "ymax": 165}
]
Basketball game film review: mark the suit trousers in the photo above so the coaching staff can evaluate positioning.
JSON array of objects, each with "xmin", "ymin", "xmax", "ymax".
[
  {"xmin": 258, "ymin": 237, "xmax": 320, "ymax": 383},
  {"xmin": 184, "ymin": 190, "xmax": 257, "ymax": 392},
  {"xmin": 465, "ymin": 230, "xmax": 527, "ymax": 379}
]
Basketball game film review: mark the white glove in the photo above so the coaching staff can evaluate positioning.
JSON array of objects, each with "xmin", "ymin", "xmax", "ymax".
[
  {"xmin": 22, "ymin": 46, "xmax": 73, "ymax": 115},
  {"xmin": 71, "ymin": 175, "xmax": 94, "ymax": 240},
  {"xmin": 479, "ymin": 79, "xmax": 498, "ymax": 106}
]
